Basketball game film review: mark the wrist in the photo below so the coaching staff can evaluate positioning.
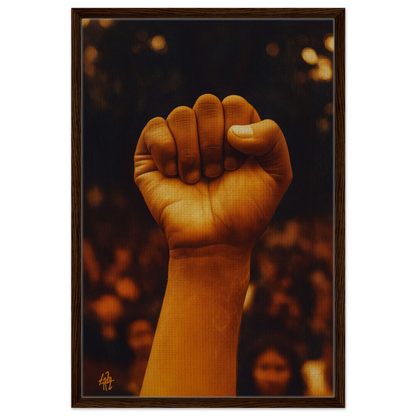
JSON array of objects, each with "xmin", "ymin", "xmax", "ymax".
[
  {"xmin": 169, "ymin": 243, "xmax": 252, "ymax": 258},
  {"xmin": 167, "ymin": 245, "xmax": 250, "ymax": 353},
  {"xmin": 169, "ymin": 243, "xmax": 251, "ymax": 282}
]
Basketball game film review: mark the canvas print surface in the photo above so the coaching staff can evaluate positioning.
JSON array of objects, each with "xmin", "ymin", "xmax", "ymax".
[{"xmin": 81, "ymin": 18, "xmax": 335, "ymax": 398}]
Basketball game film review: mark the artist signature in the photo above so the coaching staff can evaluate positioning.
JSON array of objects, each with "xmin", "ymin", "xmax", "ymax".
[{"xmin": 98, "ymin": 371, "xmax": 115, "ymax": 391}]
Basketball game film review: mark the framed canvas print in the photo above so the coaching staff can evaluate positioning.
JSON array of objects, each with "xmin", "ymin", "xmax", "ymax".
[{"xmin": 72, "ymin": 8, "xmax": 345, "ymax": 407}]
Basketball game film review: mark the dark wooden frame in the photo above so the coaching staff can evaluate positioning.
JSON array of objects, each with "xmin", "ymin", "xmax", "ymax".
[{"xmin": 72, "ymin": 8, "xmax": 345, "ymax": 408}]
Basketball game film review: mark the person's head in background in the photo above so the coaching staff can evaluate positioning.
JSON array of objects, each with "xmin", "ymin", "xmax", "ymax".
[
  {"xmin": 126, "ymin": 318, "xmax": 155, "ymax": 358},
  {"xmin": 238, "ymin": 334, "xmax": 305, "ymax": 396}
]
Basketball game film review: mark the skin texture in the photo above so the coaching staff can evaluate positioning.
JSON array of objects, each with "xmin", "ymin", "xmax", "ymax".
[
  {"xmin": 252, "ymin": 348, "xmax": 293, "ymax": 396},
  {"xmin": 134, "ymin": 94, "xmax": 293, "ymax": 397},
  {"xmin": 134, "ymin": 94, "xmax": 292, "ymax": 252}
]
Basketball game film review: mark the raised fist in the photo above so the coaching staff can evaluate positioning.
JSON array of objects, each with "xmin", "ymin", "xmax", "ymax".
[{"xmin": 134, "ymin": 94, "xmax": 292, "ymax": 252}]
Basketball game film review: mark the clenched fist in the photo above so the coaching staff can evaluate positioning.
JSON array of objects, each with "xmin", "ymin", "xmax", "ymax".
[{"xmin": 134, "ymin": 94, "xmax": 292, "ymax": 252}]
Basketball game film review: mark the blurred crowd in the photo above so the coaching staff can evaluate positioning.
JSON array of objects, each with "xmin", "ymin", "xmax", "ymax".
[{"xmin": 82, "ymin": 185, "xmax": 334, "ymax": 397}]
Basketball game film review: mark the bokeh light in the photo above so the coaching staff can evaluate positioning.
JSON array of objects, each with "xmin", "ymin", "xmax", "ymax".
[
  {"xmin": 266, "ymin": 42, "xmax": 280, "ymax": 57},
  {"xmin": 83, "ymin": 45, "xmax": 98, "ymax": 77},
  {"xmin": 317, "ymin": 118, "xmax": 330, "ymax": 133},
  {"xmin": 324, "ymin": 102, "xmax": 333, "ymax": 115},
  {"xmin": 324, "ymin": 34, "xmax": 334, "ymax": 52},
  {"xmin": 86, "ymin": 185, "xmax": 103, "ymax": 207},
  {"xmin": 99, "ymin": 19, "xmax": 114, "ymax": 29},
  {"xmin": 309, "ymin": 56, "xmax": 333, "ymax": 82},
  {"xmin": 301, "ymin": 47, "xmax": 318, "ymax": 65},
  {"xmin": 115, "ymin": 277, "xmax": 140, "ymax": 302},
  {"xmin": 82, "ymin": 19, "xmax": 90, "ymax": 28},
  {"xmin": 150, "ymin": 35, "xmax": 167, "ymax": 53},
  {"xmin": 92, "ymin": 294, "xmax": 123, "ymax": 323}
]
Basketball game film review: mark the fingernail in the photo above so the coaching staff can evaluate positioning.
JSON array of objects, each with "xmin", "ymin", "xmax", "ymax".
[
  {"xmin": 186, "ymin": 169, "xmax": 200, "ymax": 184},
  {"xmin": 224, "ymin": 156, "xmax": 239, "ymax": 171},
  {"xmin": 204, "ymin": 163, "xmax": 222, "ymax": 178},
  {"xmin": 231, "ymin": 125, "xmax": 253, "ymax": 138},
  {"xmin": 165, "ymin": 160, "xmax": 177, "ymax": 176}
]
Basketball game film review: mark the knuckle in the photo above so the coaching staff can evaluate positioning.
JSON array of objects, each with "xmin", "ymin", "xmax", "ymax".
[
  {"xmin": 222, "ymin": 94, "xmax": 245, "ymax": 104},
  {"xmin": 147, "ymin": 138, "xmax": 175, "ymax": 155},
  {"xmin": 222, "ymin": 95, "xmax": 247, "ymax": 108},
  {"xmin": 144, "ymin": 117, "xmax": 167, "ymax": 140},
  {"xmin": 179, "ymin": 152, "xmax": 199, "ymax": 164},
  {"xmin": 222, "ymin": 95, "xmax": 252, "ymax": 119},
  {"xmin": 264, "ymin": 118, "xmax": 279, "ymax": 129},
  {"xmin": 194, "ymin": 94, "xmax": 222, "ymax": 117},
  {"xmin": 195, "ymin": 93, "xmax": 220, "ymax": 104},
  {"xmin": 144, "ymin": 121, "xmax": 175, "ymax": 155},
  {"xmin": 167, "ymin": 106, "xmax": 195, "ymax": 128},
  {"xmin": 146, "ymin": 116, "xmax": 166, "ymax": 129},
  {"xmin": 200, "ymin": 144, "xmax": 222, "ymax": 152}
]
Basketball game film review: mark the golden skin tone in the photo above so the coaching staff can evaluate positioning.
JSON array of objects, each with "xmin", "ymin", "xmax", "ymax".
[
  {"xmin": 252, "ymin": 348, "xmax": 293, "ymax": 396},
  {"xmin": 134, "ymin": 94, "xmax": 292, "ymax": 397}
]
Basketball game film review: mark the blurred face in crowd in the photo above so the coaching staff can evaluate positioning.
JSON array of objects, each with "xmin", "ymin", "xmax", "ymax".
[
  {"xmin": 127, "ymin": 319, "xmax": 154, "ymax": 357},
  {"xmin": 252, "ymin": 348, "xmax": 293, "ymax": 396}
]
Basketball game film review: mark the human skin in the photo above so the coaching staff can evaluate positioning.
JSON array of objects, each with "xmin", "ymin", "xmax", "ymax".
[
  {"xmin": 252, "ymin": 348, "xmax": 293, "ymax": 396},
  {"xmin": 134, "ymin": 94, "xmax": 292, "ymax": 396}
]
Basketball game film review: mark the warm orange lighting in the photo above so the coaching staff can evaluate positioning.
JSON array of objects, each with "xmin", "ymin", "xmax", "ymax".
[
  {"xmin": 317, "ymin": 118, "xmax": 330, "ymax": 132},
  {"xmin": 83, "ymin": 238, "xmax": 101, "ymax": 284},
  {"xmin": 84, "ymin": 46, "xmax": 98, "ymax": 64},
  {"xmin": 266, "ymin": 42, "xmax": 280, "ymax": 57},
  {"xmin": 92, "ymin": 295, "xmax": 123, "ymax": 323},
  {"xmin": 82, "ymin": 19, "xmax": 90, "ymax": 28},
  {"xmin": 86, "ymin": 186, "xmax": 103, "ymax": 207},
  {"xmin": 99, "ymin": 19, "xmax": 114, "ymax": 28},
  {"xmin": 127, "ymin": 319, "xmax": 154, "ymax": 355},
  {"xmin": 115, "ymin": 277, "xmax": 140, "ymax": 301},
  {"xmin": 150, "ymin": 35, "xmax": 167, "ymax": 52},
  {"xmin": 101, "ymin": 324, "xmax": 118, "ymax": 341},
  {"xmin": 83, "ymin": 46, "xmax": 98, "ymax": 77},
  {"xmin": 324, "ymin": 102, "xmax": 333, "ymax": 115},
  {"xmin": 317, "ymin": 55, "xmax": 333, "ymax": 81},
  {"xmin": 84, "ymin": 64, "xmax": 96, "ymax": 77},
  {"xmin": 115, "ymin": 248, "xmax": 132, "ymax": 270},
  {"xmin": 324, "ymin": 34, "xmax": 334, "ymax": 52},
  {"xmin": 310, "ymin": 56, "xmax": 333, "ymax": 82},
  {"xmin": 302, "ymin": 47, "xmax": 318, "ymax": 65}
]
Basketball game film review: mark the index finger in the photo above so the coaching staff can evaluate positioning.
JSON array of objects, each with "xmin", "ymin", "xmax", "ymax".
[
  {"xmin": 222, "ymin": 95, "xmax": 256, "ymax": 171},
  {"xmin": 134, "ymin": 117, "xmax": 178, "ymax": 181}
]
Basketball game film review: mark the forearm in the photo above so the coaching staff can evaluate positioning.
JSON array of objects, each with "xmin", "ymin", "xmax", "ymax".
[{"xmin": 140, "ymin": 244, "xmax": 251, "ymax": 397}]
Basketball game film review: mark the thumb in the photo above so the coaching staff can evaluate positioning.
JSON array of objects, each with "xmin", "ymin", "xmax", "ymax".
[{"xmin": 227, "ymin": 119, "xmax": 293, "ymax": 187}]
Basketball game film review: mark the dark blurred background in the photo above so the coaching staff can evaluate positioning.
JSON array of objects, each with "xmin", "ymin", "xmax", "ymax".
[{"xmin": 81, "ymin": 18, "xmax": 334, "ymax": 397}]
